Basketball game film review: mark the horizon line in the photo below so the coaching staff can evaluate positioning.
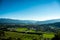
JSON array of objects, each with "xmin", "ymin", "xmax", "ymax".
[{"xmin": 0, "ymin": 17, "xmax": 60, "ymax": 21}]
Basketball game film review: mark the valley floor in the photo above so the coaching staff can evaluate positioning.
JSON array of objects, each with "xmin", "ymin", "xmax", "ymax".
[{"xmin": 0, "ymin": 30, "xmax": 55, "ymax": 40}]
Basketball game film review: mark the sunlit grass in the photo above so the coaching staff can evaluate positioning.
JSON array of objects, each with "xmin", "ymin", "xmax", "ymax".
[
  {"xmin": 43, "ymin": 33, "xmax": 54, "ymax": 38},
  {"xmin": 4, "ymin": 28, "xmax": 55, "ymax": 40},
  {"xmin": 16, "ymin": 28, "xmax": 28, "ymax": 32},
  {"xmin": 16, "ymin": 28, "xmax": 35, "ymax": 32},
  {"xmin": 5, "ymin": 31, "xmax": 41, "ymax": 40}
]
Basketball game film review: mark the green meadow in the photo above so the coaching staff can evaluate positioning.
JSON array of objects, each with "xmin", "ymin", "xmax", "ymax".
[
  {"xmin": 0, "ymin": 28, "xmax": 54, "ymax": 40},
  {"xmin": 16, "ymin": 28, "xmax": 35, "ymax": 32},
  {"xmin": 4, "ymin": 31, "xmax": 54, "ymax": 40}
]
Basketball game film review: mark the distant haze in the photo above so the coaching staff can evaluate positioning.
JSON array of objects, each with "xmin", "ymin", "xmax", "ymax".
[{"xmin": 0, "ymin": 0, "xmax": 60, "ymax": 21}]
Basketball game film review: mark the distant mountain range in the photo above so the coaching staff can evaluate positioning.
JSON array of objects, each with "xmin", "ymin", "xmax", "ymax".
[
  {"xmin": 36, "ymin": 19, "xmax": 60, "ymax": 25},
  {"xmin": 0, "ymin": 18, "xmax": 60, "ymax": 32},
  {"xmin": 0, "ymin": 18, "xmax": 37, "ymax": 24},
  {"xmin": 0, "ymin": 18, "xmax": 60, "ymax": 25}
]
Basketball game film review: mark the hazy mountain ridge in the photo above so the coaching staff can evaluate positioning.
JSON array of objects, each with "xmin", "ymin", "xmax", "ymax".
[
  {"xmin": 36, "ymin": 19, "xmax": 60, "ymax": 24},
  {"xmin": 0, "ymin": 18, "xmax": 60, "ymax": 25},
  {"xmin": 0, "ymin": 18, "xmax": 37, "ymax": 24},
  {"xmin": 0, "ymin": 18, "xmax": 60, "ymax": 32}
]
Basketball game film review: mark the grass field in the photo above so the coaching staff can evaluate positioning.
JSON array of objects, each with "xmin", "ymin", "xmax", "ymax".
[
  {"xmin": 0, "ymin": 28, "xmax": 55, "ymax": 40},
  {"xmin": 16, "ymin": 28, "xmax": 35, "ymax": 32},
  {"xmin": 43, "ymin": 33, "xmax": 54, "ymax": 38},
  {"xmin": 3, "ymin": 31, "xmax": 55, "ymax": 40},
  {"xmin": 5, "ymin": 31, "xmax": 41, "ymax": 40},
  {"xmin": 16, "ymin": 28, "xmax": 28, "ymax": 32}
]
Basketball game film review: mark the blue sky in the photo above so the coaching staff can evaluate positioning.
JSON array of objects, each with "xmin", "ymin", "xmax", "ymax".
[{"xmin": 0, "ymin": 0, "xmax": 60, "ymax": 21}]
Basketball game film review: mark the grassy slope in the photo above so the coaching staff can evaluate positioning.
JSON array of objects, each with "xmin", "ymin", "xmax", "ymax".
[
  {"xmin": 4, "ymin": 31, "xmax": 54, "ymax": 40},
  {"xmin": 2, "ymin": 28, "xmax": 55, "ymax": 40},
  {"xmin": 5, "ymin": 31, "xmax": 41, "ymax": 40},
  {"xmin": 16, "ymin": 28, "xmax": 28, "ymax": 32},
  {"xmin": 43, "ymin": 33, "xmax": 54, "ymax": 38},
  {"xmin": 16, "ymin": 28, "xmax": 35, "ymax": 32}
]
